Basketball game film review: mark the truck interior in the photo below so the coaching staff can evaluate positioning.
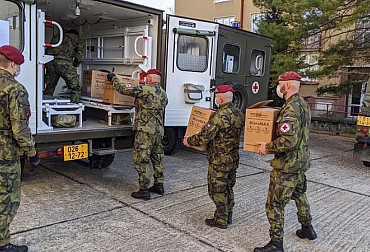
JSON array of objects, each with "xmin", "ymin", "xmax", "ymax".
[{"xmin": 35, "ymin": 0, "xmax": 162, "ymax": 132}]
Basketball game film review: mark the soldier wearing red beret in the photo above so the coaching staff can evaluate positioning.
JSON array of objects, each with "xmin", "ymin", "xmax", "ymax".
[
  {"xmin": 255, "ymin": 72, "xmax": 317, "ymax": 252},
  {"xmin": 107, "ymin": 69, "xmax": 168, "ymax": 200},
  {"xmin": 183, "ymin": 84, "xmax": 244, "ymax": 229},
  {"xmin": 0, "ymin": 45, "xmax": 40, "ymax": 252}
]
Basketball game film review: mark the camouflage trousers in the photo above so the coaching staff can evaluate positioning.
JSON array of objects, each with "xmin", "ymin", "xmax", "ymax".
[
  {"xmin": 266, "ymin": 169, "xmax": 312, "ymax": 241},
  {"xmin": 44, "ymin": 60, "xmax": 81, "ymax": 103},
  {"xmin": 0, "ymin": 160, "xmax": 21, "ymax": 246},
  {"xmin": 133, "ymin": 131, "xmax": 164, "ymax": 189},
  {"xmin": 208, "ymin": 162, "xmax": 237, "ymax": 226}
]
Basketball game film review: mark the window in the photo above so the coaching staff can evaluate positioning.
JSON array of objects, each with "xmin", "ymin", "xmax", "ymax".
[
  {"xmin": 222, "ymin": 44, "xmax": 240, "ymax": 73},
  {"xmin": 251, "ymin": 14, "xmax": 264, "ymax": 33},
  {"xmin": 214, "ymin": 17, "xmax": 235, "ymax": 27},
  {"xmin": 355, "ymin": 17, "xmax": 370, "ymax": 48},
  {"xmin": 304, "ymin": 31, "xmax": 321, "ymax": 49},
  {"xmin": 300, "ymin": 53, "xmax": 319, "ymax": 82},
  {"xmin": 0, "ymin": 0, "xmax": 22, "ymax": 49},
  {"xmin": 177, "ymin": 35, "xmax": 208, "ymax": 72},
  {"xmin": 250, "ymin": 49, "xmax": 265, "ymax": 76}
]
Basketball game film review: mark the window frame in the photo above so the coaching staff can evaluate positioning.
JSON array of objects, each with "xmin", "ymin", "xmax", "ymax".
[
  {"xmin": 249, "ymin": 48, "xmax": 266, "ymax": 76},
  {"xmin": 1, "ymin": 0, "xmax": 24, "ymax": 51},
  {"xmin": 176, "ymin": 34, "xmax": 209, "ymax": 73},
  {"xmin": 221, "ymin": 43, "xmax": 241, "ymax": 74}
]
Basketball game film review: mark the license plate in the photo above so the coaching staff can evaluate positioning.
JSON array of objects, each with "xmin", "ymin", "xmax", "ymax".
[
  {"xmin": 357, "ymin": 116, "xmax": 370, "ymax": 126},
  {"xmin": 64, "ymin": 144, "xmax": 88, "ymax": 161}
]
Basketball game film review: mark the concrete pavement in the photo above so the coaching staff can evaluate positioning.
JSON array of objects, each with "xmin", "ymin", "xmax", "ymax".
[{"xmin": 11, "ymin": 133, "xmax": 370, "ymax": 251}]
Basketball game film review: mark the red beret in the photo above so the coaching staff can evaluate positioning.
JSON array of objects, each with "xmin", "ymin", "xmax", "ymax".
[
  {"xmin": 146, "ymin": 69, "xmax": 162, "ymax": 77},
  {"xmin": 215, "ymin": 84, "xmax": 234, "ymax": 93},
  {"xmin": 278, "ymin": 71, "xmax": 302, "ymax": 81},
  {"xmin": 0, "ymin": 45, "xmax": 24, "ymax": 65}
]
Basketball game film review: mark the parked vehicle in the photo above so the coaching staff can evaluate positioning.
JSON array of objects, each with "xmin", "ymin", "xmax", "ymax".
[
  {"xmin": 354, "ymin": 77, "xmax": 370, "ymax": 167},
  {"xmin": 1, "ymin": 0, "xmax": 272, "ymax": 168}
]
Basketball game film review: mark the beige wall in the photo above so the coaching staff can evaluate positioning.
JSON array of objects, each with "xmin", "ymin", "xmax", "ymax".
[{"xmin": 175, "ymin": 0, "xmax": 261, "ymax": 31}]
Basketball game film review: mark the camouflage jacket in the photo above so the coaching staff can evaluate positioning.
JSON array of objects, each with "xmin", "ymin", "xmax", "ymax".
[
  {"xmin": 112, "ymin": 80, "xmax": 168, "ymax": 136},
  {"xmin": 266, "ymin": 93, "xmax": 311, "ymax": 173},
  {"xmin": 188, "ymin": 103, "xmax": 244, "ymax": 166},
  {"xmin": 0, "ymin": 69, "xmax": 36, "ymax": 162},
  {"xmin": 46, "ymin": 33, "xmax": 84, "ymax": 65}
]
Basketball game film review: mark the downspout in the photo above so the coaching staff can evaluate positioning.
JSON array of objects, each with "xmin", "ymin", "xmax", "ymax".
[{"xmin": 240, "ymin": 0, "xmax": 244, "ymax": 29}]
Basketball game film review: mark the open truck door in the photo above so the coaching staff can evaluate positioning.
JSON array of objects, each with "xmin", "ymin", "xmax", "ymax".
[{"xmin": 162, "ymin": 15, "xmax": 218, "ymax": 154}]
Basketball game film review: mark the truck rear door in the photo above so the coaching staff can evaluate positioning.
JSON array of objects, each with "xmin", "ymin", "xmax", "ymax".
[{"xmin": 164, "ymin": 15, "xmax": 218, "ymax": 127}]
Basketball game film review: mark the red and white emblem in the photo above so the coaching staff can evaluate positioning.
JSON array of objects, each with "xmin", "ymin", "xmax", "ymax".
[
  {"xmin": 280, "ymin": 122, "xmax": 291, "ymax": 133},
  {"xmin": 252, "ymin": 81, "xmax": 259, "ymax": 94},
  {"xmin": 125, "ymin": 84, "xmax": 131, "ymax": 88}
]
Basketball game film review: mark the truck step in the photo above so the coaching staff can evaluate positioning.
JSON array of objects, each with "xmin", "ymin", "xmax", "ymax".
[{"xmin": 92, "ymin": 149, "xmax": 116, "ymax": 156}]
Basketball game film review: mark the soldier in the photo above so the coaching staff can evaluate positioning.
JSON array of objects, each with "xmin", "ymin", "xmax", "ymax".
[
  {"xmin": 107, "ymin": 69, "xmax": 168, "ymax": 200},
  {"xmin": 0, "ymin": 45, "xmax": 40, "ymax": 252},
  {"xmin": 183, "ymin": 85, "xmax": 244, "ymax": 229},
  {"xmin": 44, "ymin": 29, "xmax": 84, "ymax": 103},
  {"xmin": 254, "ymin": 71, "xmax": 317, "ymax": 252}
]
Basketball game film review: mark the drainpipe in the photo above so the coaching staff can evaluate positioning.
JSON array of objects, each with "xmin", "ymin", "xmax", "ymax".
[{"xmin": 240, "ymin": 0, "xmax": 244, "ymax": 29}]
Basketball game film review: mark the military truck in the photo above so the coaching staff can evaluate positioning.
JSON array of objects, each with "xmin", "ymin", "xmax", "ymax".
[
  {"xmin": 354, "ymin": 77, "xmax": 370, "ymax": 167},
  {"xmin": 1, "ymin": 0, "xmax": 272, "ymax": 168}
]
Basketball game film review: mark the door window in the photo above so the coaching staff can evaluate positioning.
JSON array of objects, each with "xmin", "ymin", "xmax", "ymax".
[
  {"xmin": 250, "ymin": 49, "xmax": 265, "ymax": 76},
  {"xmin": 0, "ymin": 0, "xmax": 22, "ymax": 49},
  {"xmin": 222, "ymin": 44, "xmax": 240, "ymax": 73},
  {"xmin": 177, "ymin": 35, "xmax": 208, "ymax": 72}
]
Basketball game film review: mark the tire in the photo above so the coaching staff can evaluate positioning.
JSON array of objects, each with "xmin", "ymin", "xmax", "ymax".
[
  {"xmin": 224, "ymin": 81, "xmax": 248, "ymax": 113},
  {"xmin": 90, "ymin": 154, "xmax": 115, "ymax": 169},
  {"xmin": 162, "ymin": 127, "xmax": 180, "ymax": 155},
  {"xmin": 363, "ymin": 161, "xmax": 370, "ymax": 167}
]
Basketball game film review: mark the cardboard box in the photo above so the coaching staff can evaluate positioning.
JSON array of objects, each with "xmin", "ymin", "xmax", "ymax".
[
  {"xmin": 243, "ymin": 100, "xmax": 280, "ymax": 153},
  {"xmin": 185, "ymin": 105, "xmax": 216, "ymax": 151},
  {"xmin": 103, "ymin": 75, "xmax": 139, "ymax": 106},
  {"xmin": 82, "ymin": 70, "xmax": 108, "ymax": 98}
]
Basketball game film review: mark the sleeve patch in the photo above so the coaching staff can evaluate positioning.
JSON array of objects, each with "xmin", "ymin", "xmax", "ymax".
[
  {"xmin": 280, "ymin": 122, "xmax": 291, "ymax": 133},
  {"xmin": 125, "ymin": 84, "xmax": 132, "ymax": 88}
]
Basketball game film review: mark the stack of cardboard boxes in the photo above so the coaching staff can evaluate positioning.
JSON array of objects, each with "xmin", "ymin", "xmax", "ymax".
[{"xmin": 82, "ymin": 69, "xmax": 139, "ymax": 106}]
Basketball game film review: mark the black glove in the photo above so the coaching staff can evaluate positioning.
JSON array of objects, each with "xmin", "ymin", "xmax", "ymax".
[
  {"xmin": 107, "ymin": 72, "xmax": 116, "ymax": 82},
  {"xmin": 28, "ymin": 154, "xmax": 40, "ymax": 168}
]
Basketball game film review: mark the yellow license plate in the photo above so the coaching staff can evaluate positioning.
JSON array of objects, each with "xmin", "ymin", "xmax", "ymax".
[
  {"xmin": 64, "ymin": 144, "xmax": 88, "ymax": 161},
  {"xmin": 357, "ymin": 116, "xmax": 370, "ymax": 126}
]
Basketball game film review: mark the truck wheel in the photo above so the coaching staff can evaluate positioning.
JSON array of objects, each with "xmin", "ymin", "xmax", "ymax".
[
  {"xmin": 225, "ymin": 81, "xmax": 248, "ymax": 113},
  {"xmin": 90, "ymin": 154, "xmax": 115, "ymax": 169},
  {"xmin": 162, "ymin": 127, "xmax": 180, "ymax": 156},
  {"xmin": 363, "ymin": 161, "xmax": 370, "ymax": 167}
]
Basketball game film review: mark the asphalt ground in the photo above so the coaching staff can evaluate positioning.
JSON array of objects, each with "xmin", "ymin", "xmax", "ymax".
[{"xmin": 11, "ymin": 133, "xmax": 370, "ymax": 252}]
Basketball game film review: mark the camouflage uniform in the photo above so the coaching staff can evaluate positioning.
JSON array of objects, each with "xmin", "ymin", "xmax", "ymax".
[
  {"xmin": 112, "ymin": 79, "xmax": 168, "ymax": 189},
  {"xmin": 44, "ymin": 32, "xmax": 84, "ymax": 103},
  {"xmin": 188, "ymin": 103, "xmax": 243, "ymax": 226},
  {"xmin": 265, "ymin": 93, "xmax": 312, "ymax": 242},
  {"xmin": 0, "ymin": 69, "xmax": 36, "ymax": 246}
]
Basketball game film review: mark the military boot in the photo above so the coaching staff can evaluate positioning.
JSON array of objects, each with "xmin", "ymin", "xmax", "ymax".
[
  {"xmin": 296, "ymin": 224, "xmax": 317, "ymax": 240},
  {"xmin": 227, "ymin": 212, "xmax": 232, "ymax": 224},
  {"xmin": 149, "ymin": 184, "xmax": 164, "ymax": 195},
  {"xmin": 205, "ymin": 218, "xmax": 227, "ymax": 229},
  {"xmin": 254, "ymin": 240, "xmax": 284, "ymax": 252},
  {"xmin": 131, "ymin": 189, "xmax": 150, "ymax": 200},
  {"xmin": 0, "ymin": 243, "xmax": 28, "ymax": 252}
]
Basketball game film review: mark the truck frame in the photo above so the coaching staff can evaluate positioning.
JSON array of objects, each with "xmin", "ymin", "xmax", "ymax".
[{"xmin": 1, "ymin": 0, "xmax": 272, "ymax": 168}]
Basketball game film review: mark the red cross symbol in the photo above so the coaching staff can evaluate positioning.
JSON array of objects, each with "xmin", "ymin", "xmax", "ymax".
[
  {"xmin": 280, "ymin": 122, "xmax": 290, "ymax": 133},
  {"xmin": 252, "ymin": 82, "xmax": 259, "ymax": 94}
]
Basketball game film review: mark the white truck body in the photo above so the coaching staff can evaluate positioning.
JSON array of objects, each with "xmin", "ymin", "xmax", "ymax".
[{"xmin": 0, "ymin": 0, "xmax": 272, "ymax": 166}]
